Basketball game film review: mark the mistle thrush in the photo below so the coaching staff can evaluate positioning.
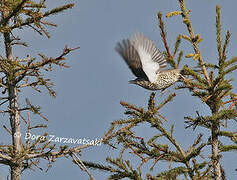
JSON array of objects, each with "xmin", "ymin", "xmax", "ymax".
[{"xmin": 115, "ymin": 32, "xmax": 183, "ymax": 90}]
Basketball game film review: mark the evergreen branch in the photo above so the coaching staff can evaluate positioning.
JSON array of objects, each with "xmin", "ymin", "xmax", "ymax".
[
  {"xmin": 192, "ymin": 160, "xmax": 208, "ymax": 176},
  {"xmin": 187, "ymin": 134, "xmax": 203, "ymax": 154},
  {"xmin": 214, "ymin": 82, "xmax": 232, "ymax": 95},
  {"xmin": 158, "ymin": 12, "xmax": 173, "ymax": 66},
  {"xmin": 177, "ymin": 51, "xmax": 183, "ymax": 66},
  {"xmin": 217, "ymin": 131, "xmax": 236, "ymax": 138},
  {"xmin": 166, "ymin": 56, "xmax": 176, "ymax": 69},
  {"xmin": 210, "ymin": 71, "xmax": 214, "ymax": 83},
  {"xmin": 156, "ymin": 166, "xmax": 189, "ymax": 178},
  {"xmin": 43, "ymin": 4, "xmax": 74, "ymax": 17},
  {"xmin": 177, "ymin": 0, "xmax": 211, "ymax": 85},
  {"xmin": 11, "ymin": 3, "xmax": 74, "ymax": 30},
  {"xmin": 213, "ymin": 76, "xmax": 223, "ymax": 89},
  {"xmin": 0, "ymin": 152, "xmax": 12, "ymax": 163},
  {"xmin": 0, "ymin": 0, "xmax": 28, "ymax": 26},
  {"xmin": 148, "ymin": 119, "xmax": 186, "ymax": 162},
  {"xmin": 204, "ymin": 63, "xmax": 219, "ymax": 69},
  {"xmin": 182, "ymin": 66, "xmax": 207, "ymax": 84},
  {"xmin": 40, "ymin": 20, "xmax": 57, "ymax": 27},
  {"xmin": 23, "ymin": 1, "xmax": 46, "ymax": 8},
  {"xmin": 81, "ymin": 160, "xmax": 122, "ymax": 173},
  {"xmin": 216, "ymin": 5, "xmax": 223, "ymax": 63},
  {"xmin": 15, "ymin": 45, "xmax": 80, "ymax": 85},
  {"xmin": 105, "ymin": 158, "xmax": 142, "ymax": 180},
  {"xmin": 201, "ymin": 164, "xmax": 212, "ymax": 179},
  {"xmin": 147, "ymin": 134, "xmax": 163, "ymax": 145},
  {"xmin": 224, "ymin": 65, "xmax": 237, "ymax": 75},
  {"xmin": 184, "ymin": 112, "xmax": 211, "ymax": 130},
  {"xmin": 156, "ymin": 93, "xmax": 176, "ymax": 110},
  {"xmin": 191, "ymin": 91, "xmax": 209, "ymax": 99},
  {"xmin": 186, "ymin": 143, "xmax": 206, "ymax": 161},
  {"xmin": 120, "ymin": 136, "xmax": 147, "ymax": 162},
  {"xmin": 23, "ymin": 123, "xmax": 136, "ymax": 164},
  {"xmin": 222, "ymin": 30, "xmax": 231, "ymax": 60},
  {"xmin": 225, "ymin": 56, "xmax": 237, "ymax": 68},
  {"xmin": 166, "ymin": 11, "xmax": 183, "ymax": 18},
  {"xmin": 71, "ymin": 153, "xmax": 95, "ymax": 180},
  {"xmin": 148, "ymin": 92, "xmax": 156, "ymax": 112},
  {"xmin": 219, "ymin": 145, "xmax": 237, "ymax": 152},
  {"xmin": 212, "ymin": 109, "xmax": 237, "ymax": 121},
  {"xmin": 223, "ymin": 97, "xmax": 237, "ymax": 106},
  {"xmin": 34, "ymin": 22, "xmax": 50, "ymax": 38},
  {"xmin": 218, "ymin": 131, "xmax": 237, "ymax": 143},
  {"xmin": 120, "ymin": 101, "xmax": 144, "ymax": 114},
  {"xmin": 124, "ymin": 139, "xmax": 149, "ymax": 155},
  {"xmin": 173, "ymin": 35, "xmax": 182, "ymax": 60},
  {"xmin": 186, "ymin": 80, "xmax": 208, "ymax": 91}
]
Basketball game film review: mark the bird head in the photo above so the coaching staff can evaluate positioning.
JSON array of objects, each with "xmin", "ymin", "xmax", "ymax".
[
  {"xmin": 129, "ymin": 78, "xmax": 148, "ymax": 85},
  {"xmin": 129, "ymin": 78, "xmax": 156, "ymax": 90}
]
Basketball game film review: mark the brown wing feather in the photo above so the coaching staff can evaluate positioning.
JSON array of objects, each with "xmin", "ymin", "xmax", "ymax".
[
  {"xmin": 131, "ymin": 32, "xmax": 167, "ymax": 70},
  {"xmin": 115, "ymin": 39, "xmax": 148, "ymax": 80}
]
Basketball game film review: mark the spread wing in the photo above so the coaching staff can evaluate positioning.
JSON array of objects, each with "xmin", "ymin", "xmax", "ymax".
[
  {"xmin": 131, "ymin": 32, "xmax": 167, "ymax": 83},
  {"xmin": 115, "ymin": 39, "xmax": 149, "ymax": 80}
]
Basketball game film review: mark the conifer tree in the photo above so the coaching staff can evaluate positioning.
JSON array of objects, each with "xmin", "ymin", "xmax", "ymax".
[
  {"xmin": 80, "ymin": 1, "xmax": 237, "ymax": 179},
  {"xmin": 0, "ymin": 1, "xmax": 102, "ymax": 180}
]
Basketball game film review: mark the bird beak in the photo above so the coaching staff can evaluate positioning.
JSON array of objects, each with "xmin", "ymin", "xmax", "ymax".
[{"xmin": 128, "ymin": 80, "xmax": 136, "ymax": 84}]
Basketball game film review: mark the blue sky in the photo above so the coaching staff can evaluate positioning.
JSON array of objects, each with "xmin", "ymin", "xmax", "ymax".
[{"xmin": 0, "ymin": 0, "xmax": 237, "ymax": 179}]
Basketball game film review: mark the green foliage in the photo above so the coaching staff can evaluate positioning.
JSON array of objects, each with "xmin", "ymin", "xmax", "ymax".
[
  {"xmin": 0, "ymin": 0, "xmax": 80, "ymax": 176},
  {"xmin": 83, "ymin": 0, "xmax": 237, "ymax": 179},
  {"xmin": 82, "ymin": 93, "xmax": 212, "ymax": 179},
  {"xmin": 0, "ymin": 1, "xmax": 77, "ymax": 98}
]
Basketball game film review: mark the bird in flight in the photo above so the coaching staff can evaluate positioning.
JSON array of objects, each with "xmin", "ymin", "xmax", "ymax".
[{"xmin": 115, "ymin": 32, "xmax": 183, "ymax": 90}]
